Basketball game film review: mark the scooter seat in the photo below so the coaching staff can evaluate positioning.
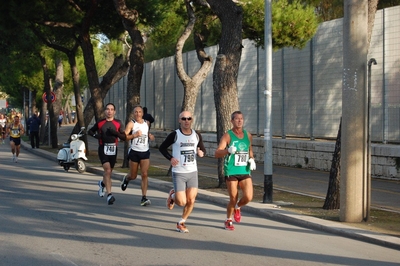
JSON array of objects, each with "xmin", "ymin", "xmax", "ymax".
[{"xmin": 63, "ymin": 142, "xmax": 70, "ymax": 148}]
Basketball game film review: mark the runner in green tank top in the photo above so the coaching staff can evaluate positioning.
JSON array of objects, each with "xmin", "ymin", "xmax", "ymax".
[
  {"xmin": 215, "ymin": 111, "xmax": 256, "ymax": 231},
  {"xmin": 224, "ymin": 129, "xmax": 251, "ymax": 176}
]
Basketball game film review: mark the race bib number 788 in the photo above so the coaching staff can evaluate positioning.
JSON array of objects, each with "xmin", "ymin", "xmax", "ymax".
[
  {"xmin": 180, "ymin": 150, "xmax": 195, "ymax": 166},
  {"xmin": 234, "ymin": 152, "xmax": 249, "ymax": 166}
]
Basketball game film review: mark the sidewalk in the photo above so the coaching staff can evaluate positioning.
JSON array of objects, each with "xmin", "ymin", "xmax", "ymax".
[{"xmin": 21, "ymin": 124, "xmax": 400, "ymax": 250}]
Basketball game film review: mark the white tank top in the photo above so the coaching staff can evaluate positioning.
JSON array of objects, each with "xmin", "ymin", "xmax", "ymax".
[
  {"xmin": 0, "ymin": 118, "xmax": 6, "ymax": 128},
  {"xmin": 172, "ymin": 129, "xmax": 199, "ymax": 173},
  {"xmin": 129, "ymin": 120, "xmax": 149, "ymax": 152}
]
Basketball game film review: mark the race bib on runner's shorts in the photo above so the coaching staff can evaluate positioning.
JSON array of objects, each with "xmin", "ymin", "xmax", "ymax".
[{"xmin": 104, "ymin": 143, "xmax": 116, "ymax": 156}]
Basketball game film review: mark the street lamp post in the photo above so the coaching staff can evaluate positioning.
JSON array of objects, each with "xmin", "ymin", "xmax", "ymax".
[
  {"xmin": 263, "ymin": 0, "xmax": 273, "ymax": 203},
  {"xmin": 365, "ymin": 58, "xmax": 377, "ymax": 221}
]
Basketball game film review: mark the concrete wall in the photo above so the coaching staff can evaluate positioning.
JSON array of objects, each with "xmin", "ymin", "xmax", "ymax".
[
  {"xmin": 151, "ymin": 130, "xmax": 400, "ymax": 179},
  {"xmin": 103, "ymin": 6, "xmax": 400, "ymax": 143}
]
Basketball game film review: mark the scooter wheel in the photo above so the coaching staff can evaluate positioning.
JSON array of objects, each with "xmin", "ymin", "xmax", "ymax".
[
  {"xmin": 63, "ymin": 165, "xmax": 70, "ymax": 172},
  {"xmin": 75, "ymin": 158, "xmax": 86, "ymax": 173}
]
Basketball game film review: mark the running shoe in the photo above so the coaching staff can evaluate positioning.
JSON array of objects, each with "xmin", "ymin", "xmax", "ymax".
[
  {"xmin": 12, "ymin": 155, "xmax": 15, "ymax": 162},
  {"xmin": 141, "ymin": 197, "xmax": 151, "ymax": 206},
  {"xmin": 120, "ymin": 175, "xmax": 129, "ymax": 191},
  {"xmin": 14, "ymin": 157, "xmax": 18, "ymax": 163},
  {"xmin": 224, "ymin": 219, "xmax": 235, "ymax": 231},
  {"xmin": 166, "ymin": 189, "xmax": 175, "ymax": 210},
  {"xmin": 233, "ymin": 208, "xmax": 241, "ymax": 223},
  {"xmin": 107, "ymin": 194, "xmax": 115, "ymax": 205},
  {"xmin": 176, "ymin": 222, "xmax": 189, "ymax": 233},
  {"xmin": 98, "ymin": 180, "xmax": 106, "ymax": 197}
]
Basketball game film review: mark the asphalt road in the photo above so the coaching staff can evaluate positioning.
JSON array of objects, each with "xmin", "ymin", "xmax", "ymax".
[{"xmin": 1, "ymin": 143, "xmax": 400, "ymax": 265}]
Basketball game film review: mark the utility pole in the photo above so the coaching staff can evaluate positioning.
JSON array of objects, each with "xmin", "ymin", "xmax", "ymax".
[
  {"xmin": 341, "ymin": 0, "xmax": 368, "ymax": 222},
  {"xmin": 366, "ymin": 58, "xmax": 377, "ymax": 221},
  {"xmin": 263, "ymin": 0, "xmax": 273, "ymax": 203}
]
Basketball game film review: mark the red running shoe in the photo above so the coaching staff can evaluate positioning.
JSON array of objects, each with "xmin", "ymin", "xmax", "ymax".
[
  {"xmin": 224, "ymin": 219, "xmax": 235, "ymax": 231},
  {"xmin": 233, "ymin": 208, "xmax": 241, "ymax": 223},
  {"xmin": 176, "ymin": 222, "xmax": 189, "ymax": 233},
  {"xmin": 166, "ymin": 189, "xmax": 175, "ymax": 210}
]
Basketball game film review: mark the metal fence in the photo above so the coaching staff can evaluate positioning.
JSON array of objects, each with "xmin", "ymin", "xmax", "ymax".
[{"xmin": 102, "ymin": 6, "xmax": 400, "ymax": 143}]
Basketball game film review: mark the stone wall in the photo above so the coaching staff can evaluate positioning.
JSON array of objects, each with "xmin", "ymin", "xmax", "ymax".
[{"xmin": 151, "ymin": 130, "xmax": 400, "ymax": 179}]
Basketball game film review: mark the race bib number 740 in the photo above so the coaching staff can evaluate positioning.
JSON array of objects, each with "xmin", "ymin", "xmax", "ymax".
[{"xmin": 104, "ymin": 143, "xmax": 116, "ymax": 155}]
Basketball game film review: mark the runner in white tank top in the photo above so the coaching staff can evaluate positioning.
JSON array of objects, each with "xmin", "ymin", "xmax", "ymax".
[
  {"xmin": 159, "ymin": 110, "xmax": 206, "ymax": 233},
  {"xmin": 129, "ymin": 119, "xmax": 150, "ymax": 152},
  {"xmin": 121, "ymin": 106, "xmax": 155, "ymax": 206},
  {"xmin": 0, "ymin": 113, "xmax": 6, "ymax": 144},
  {"xmin": 170, "ymin": 128, "xmax": 199, "ymax": 173}
]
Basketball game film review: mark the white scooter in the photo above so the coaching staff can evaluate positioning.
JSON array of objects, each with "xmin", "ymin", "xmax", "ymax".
[{"xmin": 57, "ymin": 127, "xmax": 87, "ymax": 173}]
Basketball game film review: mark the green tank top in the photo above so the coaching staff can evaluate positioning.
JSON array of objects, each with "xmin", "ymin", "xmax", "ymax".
[{"xmin": 224, "ymin": 129, "xmax": 251, "ymax": 176}]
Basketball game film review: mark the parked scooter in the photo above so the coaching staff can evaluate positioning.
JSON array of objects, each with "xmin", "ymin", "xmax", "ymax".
[{"xmin": 57, "ymin": 127, "xmax": 87, "ymax": 173}]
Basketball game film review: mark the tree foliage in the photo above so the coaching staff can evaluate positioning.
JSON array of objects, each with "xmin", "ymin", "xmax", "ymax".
[
  {"xmin": 146, "ymin": 0, "xmax": 321, "ymax": 62},
  {"xmin": 144, "ymin": 1, "xmax": 196, "ymax": 62},
  {"xmin": 242, "ymin": 0, "xmax": 320, "ymax": 50},
  {"xmin": 304, "ymin": 0, "xmax": 400, "ymax": 21},
  {"xmin": 0, "ymin": 1, "xmax": 97, "ymax": 106},
  {"xmin": 0, "ymin": 2, "xmax": 44, "ymax": 106}
]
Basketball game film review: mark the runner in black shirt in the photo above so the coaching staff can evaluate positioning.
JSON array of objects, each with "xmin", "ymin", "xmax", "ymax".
[{"xmin": 88, "ymin": 103, "xmax": 126, "ymax": 205}]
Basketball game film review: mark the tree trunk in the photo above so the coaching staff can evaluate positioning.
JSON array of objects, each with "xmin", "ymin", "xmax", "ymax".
[
  {"xmin": 39, "ymin": 55, "xmax": 51, "ymax": 145},
  {"xmin": 79, "ymin": 30, "xmax": 104, "ymax": 122},
  {"xmin": 66, "ymin": 49, "xmax": 89, "ymax": 152},
  {"xmin": 49, "ymin": 58, "xmax": 64, "ymax": 148},
  {"xmin": 368, "ymin": 0, "xmax": 379, "ymax": 46},
  {"xmin": 31, "ymin": 90, "xmax": 37, "ymax": 115},
  {"xmin": 113, "ymin": 0, "xmax": 144, "ymax": 168},
  {"xmin": 323, "ymin": 118, "xmax": 341, "ymax": 209},
  {"xmin": 207, "ymin": 0, "xmax": 243, "ymax": 187},
  {"xmin": 176, "ymin": 0, "xmax": 213, "ymax": 114},
  {"xmin": 163, "ymin": 0, "xmax": 214, "ymax": 177},
  {"xmin": 69, "ymin": 54, "xmax": 129, "ymax": 153}
]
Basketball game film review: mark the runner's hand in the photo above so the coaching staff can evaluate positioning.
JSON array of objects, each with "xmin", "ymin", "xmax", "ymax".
[
  {"xmin": 248, "ymin": 158, "xmax": 256, "ymax": 171},
  {"xmin": 134, "ymin": 130, "xmax": 142, "ymax": 137},
  {"xmin": 197, "ymin": 147, "xmax": 204, "ymax": 157},
  {"xmin": 228, "ymin": 146, "xmax": 237, "ymax": 154}
]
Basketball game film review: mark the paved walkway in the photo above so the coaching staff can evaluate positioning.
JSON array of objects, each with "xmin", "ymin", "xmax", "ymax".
[{"xmin": 21, "ymin": 124, "xmax": 400, "ymax": 250}]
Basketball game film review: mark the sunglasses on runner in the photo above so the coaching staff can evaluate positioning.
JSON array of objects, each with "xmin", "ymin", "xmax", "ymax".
[{"xmin": 181, "ymin": 117, "xmax": 192, "ymax": 121}]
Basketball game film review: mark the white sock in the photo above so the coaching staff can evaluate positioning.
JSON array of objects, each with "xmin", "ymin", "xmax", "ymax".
[
  {"xmin": 235, "ymin": 204, "xmax": 240, "ymax": 209},
  {"xmin": 178, "ymin": 219, "xmax": 186, "ymax": 224}
]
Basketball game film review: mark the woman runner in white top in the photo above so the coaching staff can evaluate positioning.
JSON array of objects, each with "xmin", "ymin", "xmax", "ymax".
[
  {"xmin": 121, "ymin": 106, "xmax": 155, "ymax": 206},
  {"xmin": 0, "ymin": 113, "xmax": 7, "ymax": 144}
]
